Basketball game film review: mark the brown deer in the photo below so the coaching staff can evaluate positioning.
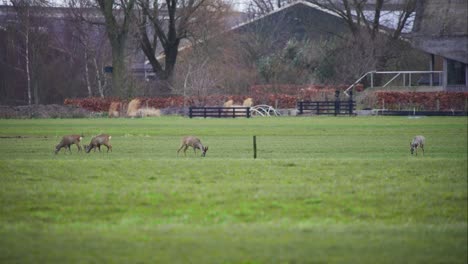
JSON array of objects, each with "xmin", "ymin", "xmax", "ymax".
[
  {"xmin": 85, "ymin": 134, "xmax": 112, "ymax": 153},
  {"xmin": 55, "ymin": 135, "xmax": 83, "ymax": 154},
  {"xmin": 177, "ymin": 136, "xmax": 208, "ymax": 157},
  {"xmin": 410, "ymin": 135, "xmax": 425, "ymax": 156}
]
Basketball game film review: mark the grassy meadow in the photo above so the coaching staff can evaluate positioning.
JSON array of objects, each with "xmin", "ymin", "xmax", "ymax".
[{"xmin": 0, "ymin": 116, "xmax": 467, "ymax": 263}]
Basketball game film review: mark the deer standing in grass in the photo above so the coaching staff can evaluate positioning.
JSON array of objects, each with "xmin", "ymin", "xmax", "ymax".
[
  {"xmin": 410, "ymin": 135, "xmax": 425, "ymax": 156},
  {"xmin": 177, "ymin": 136, "xmax": 208, "ymax": 157},
  {"xmin": 55, "ymin": 135, "xmax": 83, "ymax": 154},
  {"xmin": 85, "ymin": 134, "xmax": 112, "ymax": 153}
]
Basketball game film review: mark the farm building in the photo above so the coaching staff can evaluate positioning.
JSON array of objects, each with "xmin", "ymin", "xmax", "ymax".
[
  {"xmin": 410, "ymin": 0, "xmax": 468, "ymax": 91},
  {"xmin": 229, "ymin": 1, "xmax": 349, "ymax": 45}
]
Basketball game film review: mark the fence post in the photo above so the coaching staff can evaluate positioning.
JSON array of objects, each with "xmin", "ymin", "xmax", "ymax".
[
  {"xmin": 348, "ymin": 90, "xmax": 353, "ymax": 116},
  {"xmin": 298, "ymin": 102, "xmax": 303, "ymax": 115},
  {"xmin": 334, "ymin": 90, "xmax": 340, "ymax": 116},
  {"xmin": 465, "ymin": 97, "xmax": 468, "ymax": 114},
  {"xmin": 189, "ymin": 107, "xmax": 193, "ymax": 118},
  {"xmin": 203, "ymin": 107, "xmax": 207, "ymax": 118},
  {"xmin": 233, "ymin": 107, "xmax": 236, "ymax": 118},
  {"xmin": 316, "ymin": 101, "xmax": 320, "ymax": 115},
  {"xmin": 246, "ymin": 107, "xmax": 251, "ymax": 118},
  {"xmin": 253, "ymin": 135, "xmax": 257, "ymax": 159}
]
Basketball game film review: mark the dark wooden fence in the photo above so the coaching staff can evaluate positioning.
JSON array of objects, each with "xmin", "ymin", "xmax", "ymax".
[
  {"xmin": 189, "ymin": 107, "xmax": 251, "ymax": 118},
  {"xmin": 297, "ymin": 91, "xmax": 355, "ymax": 116}
]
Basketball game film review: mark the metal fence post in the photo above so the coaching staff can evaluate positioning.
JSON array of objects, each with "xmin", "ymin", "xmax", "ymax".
[{"xmin": 334, "ymin": 90, "xmax": 340, "ymax": 116}]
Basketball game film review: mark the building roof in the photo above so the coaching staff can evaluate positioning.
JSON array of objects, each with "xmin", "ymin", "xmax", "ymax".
[
  {"xmin": 157, "ymin": 0, "xmax": 349, "ymax": 60},
  {"xmin": 411, "ymin": 0, "xmax": 468, "ymax": 64},
  {"xmin": 229, "ymin": 0, "xmax": 342, "ymax": 31}
]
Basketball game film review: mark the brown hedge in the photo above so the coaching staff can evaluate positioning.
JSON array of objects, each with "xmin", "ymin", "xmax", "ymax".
[{"xmin": 374, "ymin": 92, "xmax": 468, "ymax": 111}]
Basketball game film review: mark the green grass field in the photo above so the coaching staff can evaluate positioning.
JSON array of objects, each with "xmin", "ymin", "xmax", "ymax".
[{"xmin": 0, "ymin": 116, "xmax": 466, "ymax": 263}]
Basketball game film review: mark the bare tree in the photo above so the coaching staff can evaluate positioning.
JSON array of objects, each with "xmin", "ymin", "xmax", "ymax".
[
  {"xmin": 172, "ymin": 29, "xmax": 259, "ymax": 97},
  {"xmin": 95, "ymin": 0, "xmax": 136, "ymax": 97},
  {"xmin": 11, "ymin": 0, "xmax": 33, "ymax": 105},
  {"xmin": 68, "ymin": 0, "xmax": 110, "ymax": 97},
  {"xmin": 308, "ymin": 0, "xmax": 417, "ymax": 70},
  {"xmin": 10, "ymin": 0, "xmax": 53, "ymax": 105},
  {"xmin": 134, "ymin": 0, "xmax": 230, "ymax": 94},
  {"xmin": 246, "ymin": 0, "xmax": 292, "ymax": 18}
]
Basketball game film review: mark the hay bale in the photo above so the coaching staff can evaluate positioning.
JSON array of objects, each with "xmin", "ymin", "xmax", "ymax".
[
  {"xmin": 223, "ymin": 99, "xmax": 234, "ymax": 107},
  {"xmin": 136, "ymin": 107, "xmax": 161, "ymax": 117},
  {"xmin": 108, "ymin": 102, "xmax": 120, "ymax": 118},
  {"xmin": 127, "ymin": 99, "xmax": 141, "ymax": 117},
  {"xmin": 243, "ymin": 98, "xmax": 253, "ymax": 107}
]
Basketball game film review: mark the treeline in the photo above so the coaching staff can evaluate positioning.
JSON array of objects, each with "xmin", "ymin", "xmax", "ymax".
[{"xmin": 1, "ymin": 0, "xmax": 426, "ymax": 106}]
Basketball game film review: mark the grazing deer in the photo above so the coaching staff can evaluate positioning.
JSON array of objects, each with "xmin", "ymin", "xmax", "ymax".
[
  {"xmin": 177, "ymin": 136, "xmax": 208, "ymax": 157},
  {"xmin": 410, "ymin": 135, "xmax": 425, "ymax": 156},
  {"xmin": 85, "ymin": 134, "xmax": 112, "ymax": 153},
  {"xmin": 55, "ymin": 135, "xmax": 83, "ymax": 154}
]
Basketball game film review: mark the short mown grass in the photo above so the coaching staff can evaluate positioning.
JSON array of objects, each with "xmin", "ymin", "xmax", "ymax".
[{"xmin": 0, "ymin": 116, "xmax": 466, "ymax": 263}]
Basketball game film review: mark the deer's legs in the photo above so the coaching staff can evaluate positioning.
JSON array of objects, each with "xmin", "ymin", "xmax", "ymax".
[
  {"xmin": 177, "ymin": 145, "xmax": 185, "ymax": 156},
  {"xmin": 105, "ymin": 143, "xmax": 112, "ymax": 152}
]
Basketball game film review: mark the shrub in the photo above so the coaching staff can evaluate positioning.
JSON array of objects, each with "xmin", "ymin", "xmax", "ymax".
[
  {"xmin": 64, "ymin": 85, "xmax": 367, "ymax": 112},
  {"xmin": 136, "ymin": 108, "xmax": 161, "ymax": 117},
  {"xmin": 64, "ymin": 97, "xmax": 120, "ymax": 112},
  {"xmin": 127, "ymin": 99, "xmax": 141, "ymax": 117},
  {"xmin": 108, "ymin": 102, "xmax": 121, "ymax": 118},
  {"xmin": 372, "ymin": 92, "xmax": 468, "ymax": 111}
]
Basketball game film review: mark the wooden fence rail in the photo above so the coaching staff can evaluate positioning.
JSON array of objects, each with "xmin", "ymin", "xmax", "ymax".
[
  {"xmin": 189, "ymin": 107, "xmax": 251, "ymax": 118},
  {"xmin": 297, "ymin": 101, "xmax": 356, "ymax": 116},
  {"xmin": 297, "ymin": 90, "xmax": 355, "ymax": 116}
]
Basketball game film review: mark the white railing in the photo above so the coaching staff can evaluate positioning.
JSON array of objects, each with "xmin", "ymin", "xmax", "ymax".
[{"xmin": 344, "ymin": 70, "xmax": 443, "ymax": 96}]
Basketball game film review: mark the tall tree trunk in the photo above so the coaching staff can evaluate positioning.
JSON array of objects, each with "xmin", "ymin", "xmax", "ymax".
[
  {"xmin": 97, "ymin": 0, "xmax": 135, "ymax": 98},
  {"xmin": 25, "ymin": 25, "xmax": 32, "ymax": 105},
  {"xmin": 33, "ymin": 81, "xmax": 39, "ymax": 105},
  {"xmin": 110, "ymin": 43, "xmax": 126, "ymax": 97},
  {"xmin": 84, "ymin": 48, "xmax": 92, "ymax": 97},
  {"xmin": 94, "ymin": 57, "xmax": 105, "ymax": 98}
]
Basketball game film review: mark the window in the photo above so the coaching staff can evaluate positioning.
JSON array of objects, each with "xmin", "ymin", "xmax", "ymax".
[{"xmin": 447, "ymin": 59, "xmax": 466, "ymax": 85}]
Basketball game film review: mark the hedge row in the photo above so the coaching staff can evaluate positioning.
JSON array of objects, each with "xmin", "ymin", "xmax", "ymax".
[
  {"xmin": 374, "ymin": 91, "xmax": 468, "ymax": 111},
  {"xmin": 64, "ymin": 91, "xmax": 468, "ymax": 112},
  {"xmin": 64, "ymin": 91, "xmax": 339, "ymax": 112}
]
